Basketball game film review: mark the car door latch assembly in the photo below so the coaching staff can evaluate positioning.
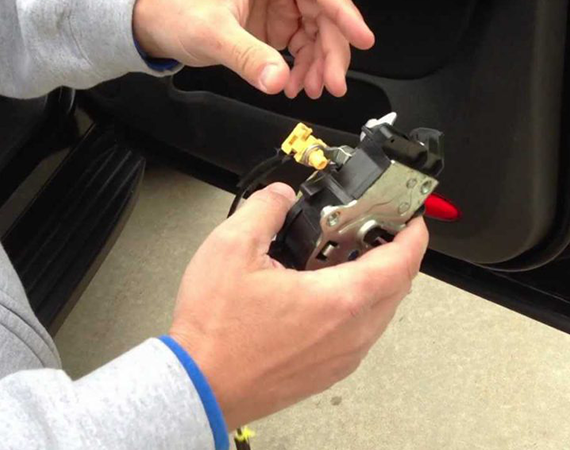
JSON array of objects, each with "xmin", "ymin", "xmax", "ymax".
[{"xmin": 229, "ymin": 113, "xmax": 444, "ymax": 270}]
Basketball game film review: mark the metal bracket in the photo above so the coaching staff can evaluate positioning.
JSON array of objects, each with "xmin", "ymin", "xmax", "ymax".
[{"xmin": 306, "ymin": 161, "xmax": 438, "ymax": 270}]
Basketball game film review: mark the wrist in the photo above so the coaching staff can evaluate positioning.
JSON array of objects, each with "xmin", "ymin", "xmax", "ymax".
[
  {"xmin": 169, "ymin": 330, "xmax": 244, "ymax": 431},
  {"xmin": 160, "ymin": 335, "xmax": 230, "ymax": 449}
]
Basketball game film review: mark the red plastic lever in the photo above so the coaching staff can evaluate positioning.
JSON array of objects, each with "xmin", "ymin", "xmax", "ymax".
[{"xmin": 425, "ymin": 194, "xmax": 461, "ymax": 222}]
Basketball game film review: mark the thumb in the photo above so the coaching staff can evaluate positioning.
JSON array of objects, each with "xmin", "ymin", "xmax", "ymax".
[
  {"xmin": 226, "ymin": 183, "xmax": 296, "ymax": 251},
  {"xmin": 214, "ymin": 17, "xmax": 290, "ymax": 94}
]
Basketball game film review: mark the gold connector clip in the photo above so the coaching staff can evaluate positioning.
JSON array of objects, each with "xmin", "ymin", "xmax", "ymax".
[
  {"xmin": 235, "ymin": 427, "xmax": 256, "ymax": 442},
  {"xmin": 281, "ymin": 123, "xmax": 330, "ymax": 170}
]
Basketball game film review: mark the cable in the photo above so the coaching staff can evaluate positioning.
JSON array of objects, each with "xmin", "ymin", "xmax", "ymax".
[
  {"xmin": 228, "ymin": 151, "xmax": 291, "ymax": 218},
  {"xmin": 234, "ymin": 427, "xmax": 255, "ymax": 450}
]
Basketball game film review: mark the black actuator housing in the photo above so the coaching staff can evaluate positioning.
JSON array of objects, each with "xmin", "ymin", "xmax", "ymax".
[{"xmin": 269, "ymin": 124, "xmax": 444, "ymax": 270}]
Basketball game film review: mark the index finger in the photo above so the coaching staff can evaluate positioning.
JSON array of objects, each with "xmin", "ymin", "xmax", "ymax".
[
  {"xmin": 315, "ymin": 217, "xmax": 429, "ymax": 307},
  {"xmin": 316, "ymin": 0, "xmax": 375, "ymax": 50},
  {"xmin": 359, "ymin": 217, "xmax": 429, "ymax": 280},
  {"xmin": 318, "ymin": 14, "xmax": 351, "ymax": 96},
  {"xmin": 384, "ymin": 217, "xmax": 429, "ymax": 261}
]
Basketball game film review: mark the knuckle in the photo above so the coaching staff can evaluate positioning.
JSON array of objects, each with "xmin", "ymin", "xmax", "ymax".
[
  {"xmin": 349, "ymin": 326, "xmax": 372, "ymax": 355},
  {"xmin": 250, "ymin": 189, "xmax": 288, "ymax": 210},
  {"xmin": 361, "ymin": 326, "xmax": 377, "ymax": 351},
  {"xmin": 192, "ymin": 19, "xmax": 209, "ymax": 39},
  {"xmin": 302, "ymin": 274, "xmax": 349, "ymax": 317},
  {"xmin": 301, "ymin": 272, "xmax": 334, "ymax": 302},
  {"xmin": 421, "ymin": 221, "xmax": 430, "ymax": 247},
  {"xmin": 392, "ymin": 268, "xmax": 413, "ymax": 298},
  {"xmin": 231, "ymin": 43, "xmax": 262, "ymax": 75},
  {"xmin": 241, "ymin": 233, "xmax": 263, "ymax": 252},
  {"xmin": 334, "ymin": 272, "xmax": 372, "ymax": 319},
  {"xmin": 332, "ymin": 355, "xmax": 362, "ymax": 383},
  {"xmin": 401, "ymin": 246, "xmax": 420, "ymax": 283},
  {"xmin": 388, "ymin": 246, "xmax": 417, "ymax": 288},
  {"xmin": 337, "ymin": 290, "xmax": 366, "ymax": 319},
  {"xmin": 302, "ymin": 273, "xmax": 368, "ymax": 321},
  {"xmin": 209, "ymin": 226, "xmax": 246, "ymax": 251},
  {"xmin": 351, "ymin": 271, "xmax": 373, "ymax": 298},
  {"xmin": 190, "ymin": 9, "xmax": 216, "ymax": 40}
]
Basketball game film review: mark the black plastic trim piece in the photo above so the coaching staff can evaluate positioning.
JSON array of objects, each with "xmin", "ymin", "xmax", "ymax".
[
  {"xmin": 351, "ymin": 0, "xmax": 478, "ymax": 79},
  {"xmin": 2, "ymin": 125, "xmax": 145, "ymax": 333},
  {"xmin": 478, "ymin": 8, "xmax": 570, "ymax": 272},
  {"xmin": 0, "ymin": 89, "xmax": 77, "ymax": 207}
]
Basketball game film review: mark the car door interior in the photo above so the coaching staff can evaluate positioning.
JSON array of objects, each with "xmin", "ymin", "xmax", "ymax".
[{"xmin": 78, "ymin": 0, "xmax": 570, "ymax": 331}]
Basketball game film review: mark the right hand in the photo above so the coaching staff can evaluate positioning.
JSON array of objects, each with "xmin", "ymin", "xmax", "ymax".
[
  {"xmin": 133, "ymin": 0, "xmax": 375, "ymax": 98},
  {"xmin": 169, "ymin": 183, "xmax": 428, "ymax": 431}
]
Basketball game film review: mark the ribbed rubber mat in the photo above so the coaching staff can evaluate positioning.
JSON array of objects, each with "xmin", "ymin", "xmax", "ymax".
[{"xmin": 2, "ymin": 125, "xmax": 145, "ymax": 333}]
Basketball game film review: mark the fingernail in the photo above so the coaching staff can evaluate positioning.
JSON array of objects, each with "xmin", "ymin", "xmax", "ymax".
[
  {"xmin": 260, "ymin": 64, "xmax": 279, "ymax": 93},
  {"xmin": 294, "ymin": 84, "xmax": 303, "ymax": 98},
  {"xmin": 266, "ymin": 183, "xmax": 296, "ymax": 202},
  {"xmin": 286, "ymin": 86, "xmax": 301, "ymax": 100}
]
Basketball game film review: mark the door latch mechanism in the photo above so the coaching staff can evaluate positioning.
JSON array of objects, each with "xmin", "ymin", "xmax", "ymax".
[
  {"xmin": 269, "ymin": 113, "xmax": 444, "ymax": 269},
  {"xmin": 229, "ymin": 113, "xmax": 444, "ymax": 270}
]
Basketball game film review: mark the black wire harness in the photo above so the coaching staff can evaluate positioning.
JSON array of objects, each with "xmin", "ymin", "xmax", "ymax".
[{"xmin": 227, "ymin": 150, "xmax": 291, "ymax": 218}]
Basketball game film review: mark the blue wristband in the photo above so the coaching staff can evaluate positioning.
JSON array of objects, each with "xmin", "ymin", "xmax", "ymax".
[
  {"xmin": 134, "ymin": 40, "xmax": 179, "ymax": 72},
  {"xmin": 159, "ymin": 335, "xmax": 229, "ymax": 450}
]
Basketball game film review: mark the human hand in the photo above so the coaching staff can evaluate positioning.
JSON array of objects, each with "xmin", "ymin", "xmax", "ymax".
[
  {"xmin": 133, "ymin": 0, "xmax": 375, "ymax": 98},
  {"xmin": 169, "ymin": 183, "xmax": 428, "ymax": 430}
]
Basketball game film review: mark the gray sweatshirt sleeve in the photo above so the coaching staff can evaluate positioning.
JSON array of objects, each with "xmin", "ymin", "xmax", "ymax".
[
  {"xmin": 0, "ymin": 241, "xmax": 226, "ymax": 450},
  {"xmin": 0, "ymin": 339, "xmax": 217, "ymax": 450},
  {"xmin": 0, "ymin": 0, "xmax": 179, "ymax": 99},
  {"xmin": 0, "ymin": 2, "xmax": 228, "ymax": 447}
]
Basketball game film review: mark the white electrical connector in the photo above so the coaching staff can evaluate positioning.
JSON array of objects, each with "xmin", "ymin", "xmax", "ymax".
[{"xmin": 360, "ymin": 112, "xmax": 398, "ymax": 141}]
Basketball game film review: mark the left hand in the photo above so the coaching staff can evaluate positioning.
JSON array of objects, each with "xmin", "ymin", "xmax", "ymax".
[
  {"xmin": 169, "ymin": 183, "xmax": 428, "ymax": 430},
  {"xmin": 133, "ymin": 0, "xmax": 375, "ymax": 98}
]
